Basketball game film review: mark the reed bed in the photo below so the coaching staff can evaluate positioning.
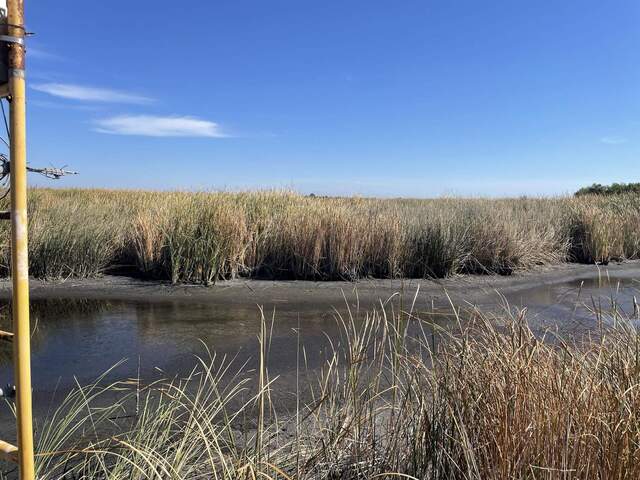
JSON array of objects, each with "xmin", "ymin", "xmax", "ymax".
[
  {"xmin": 1, "ymin": 188, "xmax": 639, "ymax": 283},
  {"xmin": 3, "ymin": 298, "xmax": 638, "ymax": 479}
]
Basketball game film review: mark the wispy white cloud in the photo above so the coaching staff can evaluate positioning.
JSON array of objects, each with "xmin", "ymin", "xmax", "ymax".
[
  {"xmin": 94, "ymin": 114, "xmax": 226, "ymax": 138},
  {"xmin": 30, "ymin": 99, "xmax": 106, "ymax": 112},
  {"xmin": 31, "ymin": 83, "xmax": 153, "ymax": 104},
  {"xmin": 600, "ymin": 135, "xmax": 627, "ymax": 145},
  {"xmin": 28, "ymin": 47, "xmax": 63, "ymax": 61}
]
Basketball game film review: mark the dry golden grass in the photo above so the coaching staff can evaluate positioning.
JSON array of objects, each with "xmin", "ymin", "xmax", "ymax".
[
  {"xmin": 9, "ymin": 298, "xmax": 639, "ymax": 479},
  {"xmin": 4, "ymin": 188, "xmax": 640, "ymax": 283}
]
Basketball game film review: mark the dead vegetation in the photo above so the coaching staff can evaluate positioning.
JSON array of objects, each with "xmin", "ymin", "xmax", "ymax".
[
  {"xmin": 2, "ymin": 189, "xmax": 639, "ymax": 283},
  {"xmin": 6, "ymin": 298, "xmax": 638, "ymax": 479}
]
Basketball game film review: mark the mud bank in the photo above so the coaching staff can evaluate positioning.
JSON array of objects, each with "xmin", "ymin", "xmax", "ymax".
[
  {"xmin": 1, "ymin": 261, "xmax": 639, "ymax": 459},
  {"xmin": 0, "ymin": 260, "xmax": 637, "ymax": 311}
]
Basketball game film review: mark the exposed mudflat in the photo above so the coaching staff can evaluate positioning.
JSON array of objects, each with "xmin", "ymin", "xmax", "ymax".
[
  {"xmin": 0, "ymin": 260, "xmax": 637, "ymax": 311},
  {"xmin": 1, "ymin": 261, "xmax": 639, "ymax": 446}
]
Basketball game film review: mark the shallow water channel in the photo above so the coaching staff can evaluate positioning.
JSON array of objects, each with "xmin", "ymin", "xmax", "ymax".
[{"xmin": 0, "ymin": 266, "xmax": 639, "ymax": 439}]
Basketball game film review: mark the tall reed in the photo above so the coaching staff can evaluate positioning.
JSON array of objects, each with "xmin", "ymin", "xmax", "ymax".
[
  {"xmin": 3, "ymin": 188, "xmax": 639, "ymax": 283},
  {"xmin": 6, "ymin": 299, "xmax": 638, "ymax": 479}
]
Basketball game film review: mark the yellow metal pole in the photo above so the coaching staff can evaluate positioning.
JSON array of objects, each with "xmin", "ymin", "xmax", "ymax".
[{"xmin": 7, "ymin": 1, "xmax": 35, "ymax": 479}]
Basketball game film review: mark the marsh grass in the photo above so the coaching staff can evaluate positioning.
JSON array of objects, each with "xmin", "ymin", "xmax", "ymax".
[
  {"xmin": 2, "ymin": 189, "xmax": 640, "ymax": 282},
  {"xmin": 3, "ymin": 298, "xmax": 638, "ymax": 479}
]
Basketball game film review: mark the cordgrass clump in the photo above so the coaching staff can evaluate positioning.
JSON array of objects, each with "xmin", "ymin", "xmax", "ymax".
[
  {"xmin": 5, "ymin": 300, "xmax": 638, "ymax": 479},
  {"xmin": 3, "ymin": 188, "xmax": 640, "ymax": 283}
]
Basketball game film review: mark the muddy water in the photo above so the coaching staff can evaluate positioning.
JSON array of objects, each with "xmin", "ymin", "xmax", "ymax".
[
  {"xmin": 498, "ymin": 273, "xmax": 640, "ymax": 334},
  {"xmin": 0, "ymin": 267, "xmax": 638, "ymax": 438}
]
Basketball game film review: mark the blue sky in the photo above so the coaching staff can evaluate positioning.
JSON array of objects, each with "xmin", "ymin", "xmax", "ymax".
[{"xmin": 22, "ymin": 0, "xmax": 640, "ymax": 196}]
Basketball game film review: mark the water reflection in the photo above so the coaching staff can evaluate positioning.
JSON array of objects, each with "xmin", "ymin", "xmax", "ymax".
[
  {"xmin": 501, "ymin": 275, "xmax": 640, "ymax": 335},
  {"xmin": 0, "ymin": 274, "xmax": 638, "ymax": 435},
  {"xmin": 0, "ymin": 298, "xmax": 351, "ymax": 396}
]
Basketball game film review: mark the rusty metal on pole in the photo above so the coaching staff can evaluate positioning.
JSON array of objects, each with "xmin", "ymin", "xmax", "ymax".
[{"xmin": 6, "ymin": 0, "xmax": 35, "ymax": 478}]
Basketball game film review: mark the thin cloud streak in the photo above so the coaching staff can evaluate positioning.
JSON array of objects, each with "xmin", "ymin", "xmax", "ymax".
[
  {"xmin": 30, "ymin": 99, "xmax": 106, "ymax": 112},
  {"xmin": 600, "ymin": 135, "xmax": 627, "ymax": 145},
  {"xmin": 31, "ymin": 83, "xmax": 153, "ymax": 104},
  {"xmin": 29, "ymin": 47, "xmax": 63, "ymax": 61},
  {"xmin": 94, "ymin": 115, "xmax": 226, "ymax": 138}
]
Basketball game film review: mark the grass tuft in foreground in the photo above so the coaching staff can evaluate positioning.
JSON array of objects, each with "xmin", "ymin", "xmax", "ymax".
[{"xmin": 6, "ymin": 300, "xmax": 638, "ymax": 479}]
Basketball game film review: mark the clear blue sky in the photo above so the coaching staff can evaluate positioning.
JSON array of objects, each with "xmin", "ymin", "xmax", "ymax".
[{"xmin": 23, "ymin": 0, "xmax": 640, "ymax": 196}]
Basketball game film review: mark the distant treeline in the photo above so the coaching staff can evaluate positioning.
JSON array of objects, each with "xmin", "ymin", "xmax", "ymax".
[{"xmin": 575, "ymin": 182, "xmax": 640, "ymax": 196}]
